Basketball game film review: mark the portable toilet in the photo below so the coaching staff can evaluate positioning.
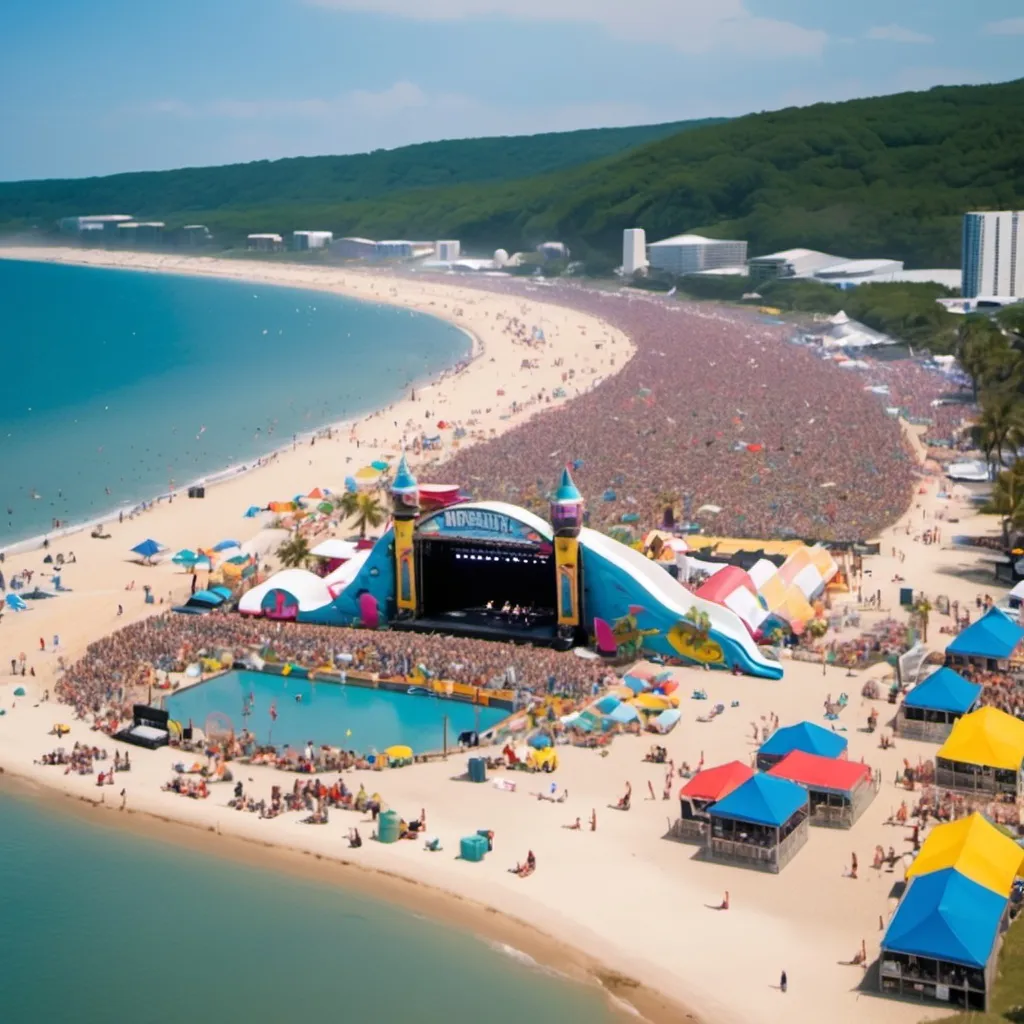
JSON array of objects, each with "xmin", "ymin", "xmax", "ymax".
[
  {"xmin": 468, "ymin": 756, "xmax": 487, "ymax": 783},
  {"xmin": 460, "ymin": 834, "xmax": 488, "ymax": 862},
  {"xmin": 378, "ymin": 810, "xmax": 401, "ymax": 844}
]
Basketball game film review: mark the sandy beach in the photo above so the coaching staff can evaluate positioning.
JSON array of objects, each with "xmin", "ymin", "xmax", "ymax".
[{"xmin": 0, "ymin": 246, "xmax": 1002, "ymax": 1024}]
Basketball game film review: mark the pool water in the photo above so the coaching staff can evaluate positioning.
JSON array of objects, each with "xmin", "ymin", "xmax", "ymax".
[{"xmin": 166, "ymin": 670, "xmax": 508, "ymax": 753}]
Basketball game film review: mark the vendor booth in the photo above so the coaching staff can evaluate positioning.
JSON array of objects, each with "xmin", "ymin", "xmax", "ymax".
[
  {"xmin": 672, "ymin": 761, "xmax": 754, "ymax": 842},
  {"xmin": 935, "ymin": 706, "xmax": 1024, "ymax": 798},
  {"xmin": 907, "ymin": 813, "xmax": 1024, "ymax": 898},
  {"xmin": 897, "ymin": 668, "xmax": 982, "ymax": 743},
  {"xmin": 756, "ymin": 721, "xmax": 848, "ymax": 771},
  {"xmin": 767, "ymin": 750, "xmax": 875, "ymax": 828},
  {"xmin": 879, "ymin": 868, "xmax": 1008, "ymax": 1012},
  {"xmin": 706, "ymin": 773, "xmax": 809, "ymax": 873},
  {"xmin": 945, "ymin": 607, "xmax": 1024, "ymax": 671}
]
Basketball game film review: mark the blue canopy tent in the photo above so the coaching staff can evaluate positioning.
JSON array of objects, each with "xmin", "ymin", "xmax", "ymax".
[
  {"xmin": 621, "ymin": 674, "xmax": 646, "ymax": 694},
  {"xmin": 706, "ymin": 773, "xmax": 810, "ymax": 872},
  {"xmin": 606, "ymin": 703, "xmax": 640, "ymax": 725},
  {"xmin": 756, "ymin": 721, "xmax": 848, "ymax": 770},
  {"xmin": 130, "ymin": 539, "xmax": 164, "ymax": 563},
  {"xmin": 595, "ymin": 695, "xmax": 621, "ymax": 715},
  {"xmin": 899, "ymin": 668, "xmax": 982, "ymax": 742},
  {"xmin": 172, "ymin": 548, "xmax": 198, "ymax": 565},
  {"xmin": 210, "ymin": 585, "xmax": 232, "ymax": 601},
  {"xmin": 173, "ymin": 589, "xmax": 224, "ymax": 615},
  {"xmin": 880, "ymin": 868, "xmax": 1006, "ymax": 1010},
  {"xmin": 946, "ymin": 607, "xmax": 1024, "ymax": 668}
]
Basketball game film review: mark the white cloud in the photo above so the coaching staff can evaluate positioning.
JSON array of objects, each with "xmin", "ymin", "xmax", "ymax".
[
  {"xmin": 983, "ymin": 17, "xmax": 1024, "ymax": 35},
  {"xmin": 865, "ymin": 24, "xmax": 934, "ymax": 44},
  {"xmin": 305, "ymin": 0, "xmax": 827, "ymax": 56}
]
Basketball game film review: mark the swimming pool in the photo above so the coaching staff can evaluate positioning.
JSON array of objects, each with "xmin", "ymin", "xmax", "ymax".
[{"xmin": 166, "ymin": 670, "xmax": 509, "ymax": 754}]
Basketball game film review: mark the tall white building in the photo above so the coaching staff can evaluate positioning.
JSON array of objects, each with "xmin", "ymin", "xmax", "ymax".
[
  {"xmin": 962, "ymin": 211, "xmax": 1023, "ymax": 299},
  {"xmin": 647, "ymin": 233, "xmax": 748, "ymax": 277},
  {"xmin": 622, "ymin": 228, "xmax": 647, "ymax": 275}
]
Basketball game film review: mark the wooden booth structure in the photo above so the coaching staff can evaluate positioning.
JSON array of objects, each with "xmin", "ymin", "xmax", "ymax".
[
  {"xmin": 897, "ymin": 668, "xmax": 981, "ymax": 743},
  {"xmin": 671, "ymin": 761, "xmax": 753, "ymax": 843},
  {"xmin": 934, "ymin": 707, "xmax": 1024, "ymax": 799},
  {"xmin": 756, "ymin": 720, "xmax": 848, "ymax": 771},
  {"xmin": 879, "ymin": 868, "xmax": 1007, "ymax": 1013},
  {"xmin": 767, "ymin": 750, "xmax": 876, "ymax": 828},
  {"xmin": 706, "ymin": 773, "xmax": 809, "ymax": 873}
]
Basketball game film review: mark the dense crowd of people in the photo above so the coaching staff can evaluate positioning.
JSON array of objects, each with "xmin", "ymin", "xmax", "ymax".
[
  {"xmin": 55, "ymin": 611, "xmax": 616, "ymax": 722},
  {"xmin": 419, "ymin": 282, "xmax": 924, "ymax": 541}
]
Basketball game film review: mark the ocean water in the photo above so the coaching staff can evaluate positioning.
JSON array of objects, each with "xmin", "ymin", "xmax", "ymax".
[
  {"xmin": 167, "ymin": 669, "xmax": 508, "ymax": 753},
  {"xmin": 0, "ymin": 259, "xmax": 470, "ymax": 547},
  {"xmin": 0, "ymin": 789, "xmax": 615, "ymax": 1024}
]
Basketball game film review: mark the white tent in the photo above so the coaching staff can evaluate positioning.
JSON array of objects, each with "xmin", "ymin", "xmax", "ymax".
[
  {"xmin": 238, "ymin": 569, "xmax": 332, "ymax": 616},
  {"xmin": 310, "ymin": 538, "xmax": 358, "ymax": 561}
]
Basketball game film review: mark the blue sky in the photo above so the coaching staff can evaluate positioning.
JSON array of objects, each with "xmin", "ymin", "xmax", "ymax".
[{"xmin": 2, "ymin": 0, "xmax": 1022, "ymax": 181}]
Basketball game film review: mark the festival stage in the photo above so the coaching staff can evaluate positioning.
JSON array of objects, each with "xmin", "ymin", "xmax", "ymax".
[{"xmin": 390, "ymin": 608, "xmax": 573, "ymax": 650}]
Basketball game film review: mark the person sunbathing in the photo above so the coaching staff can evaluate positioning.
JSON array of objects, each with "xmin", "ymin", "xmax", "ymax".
[
  {"xmin": 564, "ymin": 817, "xmax": 582, "ymax": 830},
  {"xmin": 509, "ymin": 850, "xmax": 536, "ymax": 877},
  {"xmin": 615, "ymin": 782, "xmax": 632, "ymax": 810}
]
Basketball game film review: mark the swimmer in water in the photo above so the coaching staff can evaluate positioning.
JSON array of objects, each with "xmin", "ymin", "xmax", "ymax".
[{"xmin": 295, "ymin": 694, "xmax": 303, "ymax": 703}]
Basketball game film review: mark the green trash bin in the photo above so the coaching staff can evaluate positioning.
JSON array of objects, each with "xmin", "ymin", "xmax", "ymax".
[
  {"xmin": 468, "ymin": 757, "xmax": 487, "ymax": 783},
  {"xmin": 378, "ymin": 810, "xmax": 401, "ymax": 844}
]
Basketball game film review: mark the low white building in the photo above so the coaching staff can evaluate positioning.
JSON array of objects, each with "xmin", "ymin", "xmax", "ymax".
[
  {"xmin": 59, "ymin": 214, "xmax": 133, "ymax": 236},
  {"xmin": 748, "ymin": 248, "xmax": 844, "ymax": 281},
  {"xmin": 647, "ymin": 233, "xmax": 748, "ymax": 276},
  {"xmin": 331, "ymin": 237, "xmax": 376, "ymax": 260},
  {"xmin": 435, "ymin": 240, "xmax": 460, "ymax": 261},
  {"xmin": 293, "ymin": 230, "xmax": 333, "ymax": 250},
  {"xmin": 622, "ymin": 228, "xmax": 647, "ymax": 275},
  {"xmin": 374, "ymin": 240, "xmax": 434, "ymax": 260},
  {"xmin": 247, "ymin": 233, "xmax": 284, "ymax": 252}
]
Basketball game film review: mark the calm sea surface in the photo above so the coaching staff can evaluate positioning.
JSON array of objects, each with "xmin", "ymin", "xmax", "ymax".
[
  {"xmin": 167, "ymin": 669, "xmax": 508, "ymax": 753},
  {"xmin": 0, "ymin": 259, "xmax": 470, "ymax": 546},
  {"xmin": 0, "ymin": 790, "xmax": 614, "ymax": 1024}
]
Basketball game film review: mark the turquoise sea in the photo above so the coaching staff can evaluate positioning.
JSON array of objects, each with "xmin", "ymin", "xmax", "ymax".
[
  {"xmin": 0, "ymin": 259, "xmax": 470, "ymax": 547},
  {"xmin": 0, "ymin": 789, "xmax": 615, "ymax": 1024},
  {"xmin": 167, "ymin": 669, "xmax": 508, "ymax": 753}
]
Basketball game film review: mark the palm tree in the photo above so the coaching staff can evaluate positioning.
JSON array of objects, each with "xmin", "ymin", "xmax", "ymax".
[
  {"xmin": 683, "ymin": 605, "xmax": 712, "ymax": 651},
  {"xmin": 276, "ymin": 535, "xmax": 310, "ymax": 569},
  {"xmin": 352, "ymin": 493, "xmax": 386, "ymax": 538},
  {"xmin": 989, "ymin": 460, "xmax": 1024, "ymax": 545},
  {"xmin": 971, "ymin": 391, "xmax": 1024, "ymax": 474},
  {"xmin": 913, "ymin": 598, "xmax": 932, "ymax": 644}
]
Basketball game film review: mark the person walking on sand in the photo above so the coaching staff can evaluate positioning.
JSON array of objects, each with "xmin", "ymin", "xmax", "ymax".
[
  {"xmin": 780, "ymin": 970, "xmax": 787, "ymax": 993},
  {"xmin": 590, "ymin": 808, "xmax": 597, "ymax": 831}
]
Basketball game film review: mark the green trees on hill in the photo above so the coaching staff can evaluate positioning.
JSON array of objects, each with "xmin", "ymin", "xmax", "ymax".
[{"xmin": 0, "ymin": 118, "xmax": 722, "ymax": 233}]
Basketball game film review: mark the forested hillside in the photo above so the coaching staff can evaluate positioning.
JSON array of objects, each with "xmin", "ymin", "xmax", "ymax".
[
  {"xmin": 0, "ymin": 118, "xmax": 723, "ymax": 229},
  {"xmin": 289, "ymin": 78, "xmax": 1022, "ymax": 267}
]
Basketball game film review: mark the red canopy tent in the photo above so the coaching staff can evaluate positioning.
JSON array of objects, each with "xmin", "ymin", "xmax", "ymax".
[
  {"xmin": 766, "ymin": 750, "xmax": 870, "ymax": 793},
  {"xmin": 680, "ymin": 760, "xmax": 754, "ymax": 803}
]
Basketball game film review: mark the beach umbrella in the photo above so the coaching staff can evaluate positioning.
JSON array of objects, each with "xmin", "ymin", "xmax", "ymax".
[
  {"xmin": 193, "ymin": 556, "xmax": 213, "ymax": 571},
  {"xmin": 172, "ymin": 549, "xmax": 198, "ymax": 565},
  {"xmin": 385, "ymin": 745, "xmax": 413, "ymax": 761},
  {"xmin": 5, "ymin": 594, "xmax": 27, "ymax": 611},
  {"xmin": 213, "ymin": 539, "xmax": 239, "ymax": 552},
  {"xmin": 634, "ymin": 692, "xmax": 676, "ymax": 712},
  {"xmin": 243, "ymin": 505, "xmax": 262, "ymax": 518},
  {"xmin": 317, "ymin": 501, "xmax": 334, "ymax": 514},
  {"xmin": 13, "ymin": 687, "xmax": 26, "ymax": 697},
  {"xmin": 227, "ymin": 555, "xmax": 249, "ymax": 566},
  {"xmin": 131, "ymin": 539, "xmax": 163, "ymax": 560},
  {"xmin": 307, "ymin": 487, "xmax": 325, "ymax": 499},
  {"xmin": 527, "ymin": 733, "xmax": 552, "ymax": 749},
  {"xmin": 607, "ymin": 704, "xmax": 640, "ymax": 725},
  {"xmin": 370, "ymin": 460, "xmax": 389, "ymax": 472},
  {"xmin": 292, "ymin": 494, "xmax": 307, "ymax": 506},
  {"xmin": 595, "ymin": 695, "xmax": 621, "ymax": 714},
  {"xmin": 621, "ymin": 674, "xmax": 646, "ymax": 694},
  {"xmin": 344, "ymin": 476, "xmax": 358, "ymax": 493}
]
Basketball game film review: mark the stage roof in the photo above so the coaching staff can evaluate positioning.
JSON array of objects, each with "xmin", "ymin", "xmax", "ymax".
[
  {"xmin": 937, "ymin": 706, "xmax": 1024, "ymax": 771},
  {"xmin": 946, "ymin": 607, "xmax": 1024, "ymax": 660},
  {"xmin": 767, "ymin": 750, "xmax": 870, "ymax": 794},
  {"xmin": 759, "ymin": 721, "xmax": 848, "ymax": 760},
  {"xmin": 680, "ymin": 761, "xmax": 754, "ymax": 803},
  {"xmin": 709, "ymin": 773, "xmax": 807, "ymax": 828},
  {"xmin": 882, "ymin": 868, "xmax": 1005, "ymax": 968},
  {"xmin": 903, "ymin": 668, "xmax": 981, "ymax": 715},
  {"xmin": 907, "ymin": 813, "xmax": 1024, "ymax": 897}
]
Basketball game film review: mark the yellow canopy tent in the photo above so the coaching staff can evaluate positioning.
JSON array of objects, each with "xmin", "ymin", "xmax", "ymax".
[
  {"xmin": 354, "ymin": 466, "xmax": 382, "ymax": 483},
  {"xmin": 937, "ymin": 706, "xmax": 1024, "ymax": 770},
  {"xmin": 907, "ymin": 812, "xmax": 1024, "ymax": 897},
  {"xmin": 633, "ymin": 692, "xmax": 678, "ymax": 711}
]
